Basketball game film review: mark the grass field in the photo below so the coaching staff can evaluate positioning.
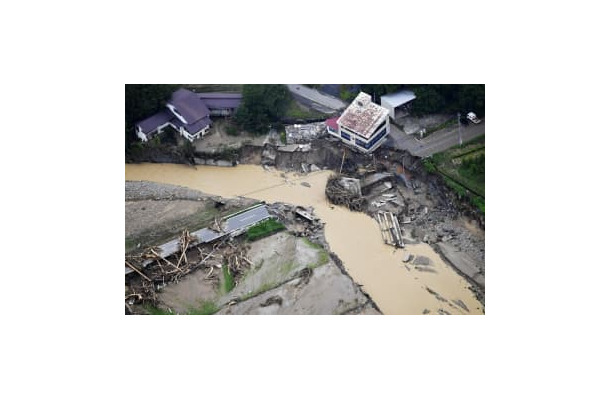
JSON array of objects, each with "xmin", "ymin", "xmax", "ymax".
[
  {"xmin": 283, "ymin": 98, "xmax": 327, "ymax": 120},
  {"xmin": 246, "ymin": 219, "xmax": 286, "ymax": 241}
]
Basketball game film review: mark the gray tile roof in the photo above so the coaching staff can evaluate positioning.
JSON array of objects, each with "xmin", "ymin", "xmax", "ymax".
[
  {"xmin": 136, "ymin": 89, "xmax": 232, "ymax": 137},
  {"xmin": 137, "ymin": 109, "xmax": 173, "ymax": 134},
  {"xmin": 198, "ymin": 92, "xmax": 242, "ymax": 109},
  {"xmin": 173, "ymin": 116, "xmax": 212, "ymax": 134},
  {"xmin": 170, "ymin": 88, "xmax": 210, "ymax": 124}
]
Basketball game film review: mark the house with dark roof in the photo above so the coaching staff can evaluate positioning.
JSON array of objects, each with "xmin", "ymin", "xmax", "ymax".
[{"xmin": 135, "ymin": 88, "xmax": 242, "ymax": 142}]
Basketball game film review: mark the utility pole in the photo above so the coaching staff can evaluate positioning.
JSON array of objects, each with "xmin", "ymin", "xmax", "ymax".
[{"xmin": 457, "ymin": 112, "xmax": 463, "ymax": 146}]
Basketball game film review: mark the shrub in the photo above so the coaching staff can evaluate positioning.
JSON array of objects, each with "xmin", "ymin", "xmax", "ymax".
[{"xmin": 226, "ymin": 124, "xmax": 239, "ymax": 136}]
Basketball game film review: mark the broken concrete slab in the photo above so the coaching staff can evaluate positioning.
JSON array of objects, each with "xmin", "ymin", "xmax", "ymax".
[{"xmin": 436, "ymin": 242, "xmax": 485, "ymax": 289}]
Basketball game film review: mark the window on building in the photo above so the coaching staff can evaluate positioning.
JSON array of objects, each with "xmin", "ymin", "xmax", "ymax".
[
  {"xmin": 366, "ymin": 128, "xmax": 387, "ymax": 149},
  {"xmin": 341, "ymin": 131, "xmax": 351, "ymax": 141}
]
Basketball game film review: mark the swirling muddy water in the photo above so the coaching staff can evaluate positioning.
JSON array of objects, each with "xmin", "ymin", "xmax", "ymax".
[{"xmin": 125, "ymin": 163, "xmax": 483, "ymax": 315}]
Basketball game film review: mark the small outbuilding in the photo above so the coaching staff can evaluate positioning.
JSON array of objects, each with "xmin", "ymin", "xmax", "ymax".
[{"xmin": 380, "ymin": 90, "xmax": 417, "ymax": 120}]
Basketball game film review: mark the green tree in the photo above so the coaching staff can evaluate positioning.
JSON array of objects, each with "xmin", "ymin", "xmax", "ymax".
[
  {"xmin": 457, "ymin": 84, "xmax": 485, "ymax": 116},
  {"xmin": 234, "ymin": 85, "xmax": 291, "ymax": 134},
  {"xmin": 410, "ymin": 85, "xmax": 447, "ymax": 115},
  {"xmin": 125, "ymin": 84, "xmax": 179, "ymax": 151},
  {"xmin": 360, "ymin": 84, "xmax": 403, "ymax": 102},
  {"xmin": 407, "ymin": 84, "xmax": 484, "ymax": 116}
]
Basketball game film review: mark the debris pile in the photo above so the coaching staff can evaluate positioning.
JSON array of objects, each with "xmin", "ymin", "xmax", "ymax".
[
  {"xmin": 325, "ymin": 175, "xmax": 367, "ymax": 212},
  {"xmin": 125, "ymin": 229, "xmax": 252, "ymax": 311},
  {"xmin": 267, "ymin": 203, "xmax": 325, "ymax": 242},
  {"xmin": 285, "ymin": 122, "xmax": 326, "ymax": 144}
]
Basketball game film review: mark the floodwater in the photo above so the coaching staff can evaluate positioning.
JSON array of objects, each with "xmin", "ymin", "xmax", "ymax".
[{"xmin": 125, "ymin": 163, "xmax": 483, "ymax": 315}]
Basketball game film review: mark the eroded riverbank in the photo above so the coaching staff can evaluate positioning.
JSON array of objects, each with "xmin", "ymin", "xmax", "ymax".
[{"xmin": 125, "ymin": 163, "xmax": 483, "ymax": 314}]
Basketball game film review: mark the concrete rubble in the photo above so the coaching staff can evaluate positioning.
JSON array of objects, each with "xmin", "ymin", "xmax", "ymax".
[
  {"xmin": 276, "ymin": 143, "xmax": 312, "ymax": 153},
  {"xmin": 285, "ymin": 122, "xmax": 326, "ymax": 144}
]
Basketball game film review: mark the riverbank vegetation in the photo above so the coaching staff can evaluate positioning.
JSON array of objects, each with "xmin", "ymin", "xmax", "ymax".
[{"xmin": 423, "ymin": 136, "xmax": 485, "ymax": 213}]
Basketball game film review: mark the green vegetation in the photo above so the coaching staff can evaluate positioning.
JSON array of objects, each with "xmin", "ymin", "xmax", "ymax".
[
  {"xmin": 422, "ymin": 158, "xmax": 436, "ymax": 173},
  {"xmin": 181, "ymin": 140, "xmax": 195, "ymax": 159},
  {"xmin": 187, "ymin": 300, "xmax": 219, "ymax": 315},
  {"xmin": 210, "ymin": 145, "xmax": 240, "ymax": 161},
  {"xmin": 246, "ymin": 219, "xmax": 286, "ymax": 241},
  {"xmin": 240, "ymin": 281, "xmax": 276, "ymax": 302},
  {"xmin": 458, "ymin": 153, "xmax": 485, "ymax": 186},
  {"xmin": 283, "ymin": 98, "xmax": 326, "ymax": 120},
  {"xmin": 143, "ymin": 304, "xmax": 175, "ymax": 315},
  {"xmin": 225, "ymin": 123, "xmax": 239, "ymax": 136},
  {"xmin": 360, "ymin": 84, "xmax": 403, "ymax": 100},
  {"xmin": 221, "ymin": 264, "xmax": 235, "ymax": 294},
  {"xmin": 280, "ymin": 261, "xmax": 296, "ymax": 275},
  {"xmin": 339, "ymin": 84, "xmax": 357, "ymax": 102},
  {"xmin": 280, "ymin": 130, "xmax": 287, "ymax": 144},
  {"xmin": 302, "ymin": 238, "xmax": 330, "ymax": 268},
  {"xmin": 424, "ymin": 137, "xmax": 485, "ymax": 213},
  {"xmin": 125, "ymin": 237, "xmax": 137, "ymax": 253},
  {"xmin": 235, "ymin": 85, "xmax": 292, "ymax": 134},
  {"xmin": 308, "ymin": 251, "xmax": 329, "ymax": 269},
  {"xmin": 143, "ymin": 301, "xmax": 218, "ymax": 315},
  {"xmin": 125, "ymin": 201, "xmax": 255, "ymax": 256},
  {"xmin": 125, "ymin": 84, "xmax": 180, "ymax": 154},
  {"xmin": 302, "ymin": 237, "xmax": 323, "ymax": 249},
  {"xmin": 182, "ymin": 84, "xmax": 243, "ymax": 93},
  {"xmin": 409, "ymin": 84, "xmax": 485, "ymax": 117}
]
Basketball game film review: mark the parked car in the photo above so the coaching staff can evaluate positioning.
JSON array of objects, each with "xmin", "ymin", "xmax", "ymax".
[{"xmin": 467, "ymin": 112, "xmax": 481, "ymax": 124}]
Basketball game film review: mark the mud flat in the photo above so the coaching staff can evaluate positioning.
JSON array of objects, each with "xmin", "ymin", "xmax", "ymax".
[{"xmin": 126, "ymin": 164, "xmax": 484, "ymax": 314}]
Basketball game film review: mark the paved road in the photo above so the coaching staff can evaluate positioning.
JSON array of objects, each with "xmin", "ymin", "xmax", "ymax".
[
  {"xmin": 386, "ymin": 119, "xmax": 485, "ymax": 157},
  {"xmin": 225, "ymin": 205, "xmax": 270, "ymax": 232},
  {"xmin": 286, "ymin": 84, "xmax": 347, "ymax": 113},
  {"xmin": 126, "ymin": 205, "xmax": 271, "ymax": 275}
]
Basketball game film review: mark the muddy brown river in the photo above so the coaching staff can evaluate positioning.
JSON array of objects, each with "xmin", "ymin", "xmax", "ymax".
[{"xmin": 125, "ymin": 163, "xmax": 483, "ymax": 315}]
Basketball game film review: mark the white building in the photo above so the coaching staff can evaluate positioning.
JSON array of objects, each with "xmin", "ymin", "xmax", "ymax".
[
  {"xmin": 135, "ymin": 89, "xmax": 242, "ymax": 143},
  {"xmin": 327, "ymin": 92, "xmax": 390, "ymax": 153},
  {"xmin": 380, "ymin": 90, "xmax": 416, "ymax": 120}
]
